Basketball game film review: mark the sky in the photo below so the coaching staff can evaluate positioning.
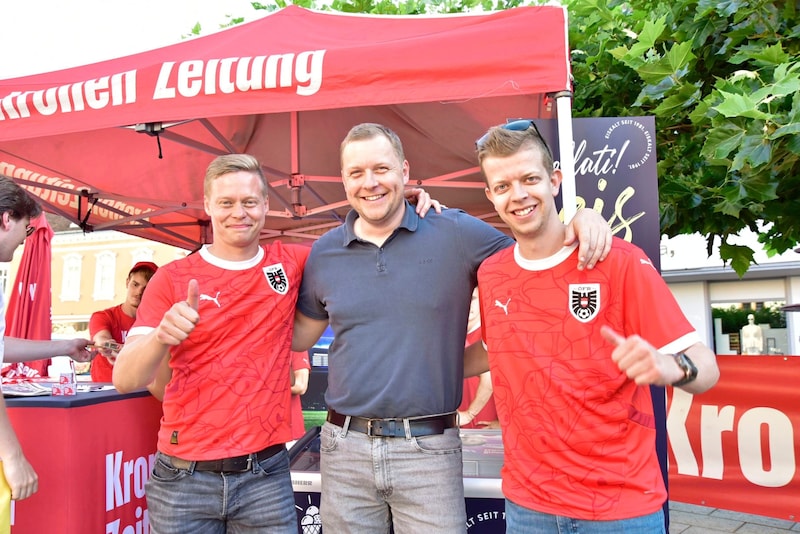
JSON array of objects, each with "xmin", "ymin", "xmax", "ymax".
[{"xmin": 0, "ymin": 0, "xmax": 265, "ymax": 80}]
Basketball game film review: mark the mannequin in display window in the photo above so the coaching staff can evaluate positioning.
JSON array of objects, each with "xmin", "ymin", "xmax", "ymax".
[{"xmin": 741, "ymin": 314, "xmax": 764, "ymax": 355}]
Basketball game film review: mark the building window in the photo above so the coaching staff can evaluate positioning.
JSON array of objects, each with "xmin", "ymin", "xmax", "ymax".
[
  {"xmin": 0, "ymin": 266, "xmax": 8, "ymax": 295},
  {"xmin": 711, "ymin": 301, "xmax": 787, "ymax": 355},
  {"xmin": 60, "ymin": 254, "xmax": 82, "ymax": 302},
  {"xmin": 93, "ymin": 251, "xmax": 116, "ymax": 301},
  {"xmin": 131, "ymin": 247, "xmax": 155, "ymax": 268}
]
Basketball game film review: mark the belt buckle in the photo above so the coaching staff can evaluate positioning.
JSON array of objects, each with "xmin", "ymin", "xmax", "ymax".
[
  {"xmin": 246, "ymin": 455, "xmax": 253, "ymax": 470},
  {"xmin": 367, "ymin": 418, "xmax": 400, "ymax": 437},
  {"xmin": 366, "ymin": 418, "xmax": 377, "ymax": 437}
]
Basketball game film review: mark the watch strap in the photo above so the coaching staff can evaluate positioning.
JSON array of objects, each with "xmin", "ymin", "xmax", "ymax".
[{"xmin": 671, "ymin": 352, "xmax": 698, "ymax": 387}]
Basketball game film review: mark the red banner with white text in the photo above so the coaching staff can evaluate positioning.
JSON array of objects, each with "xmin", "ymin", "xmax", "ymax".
[{"xmin": 667, "ymin": 356, "xmax": 799, "ymax": 520}]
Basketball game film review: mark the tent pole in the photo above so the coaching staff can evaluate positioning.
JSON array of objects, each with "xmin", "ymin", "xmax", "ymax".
[{"xmin": 555, "ymin": 92, "xmax": 577, "ymax": 223}]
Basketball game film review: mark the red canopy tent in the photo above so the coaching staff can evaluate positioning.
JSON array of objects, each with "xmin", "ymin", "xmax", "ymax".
[{"xmin": 0, "ymin": 5, "xmax": 575, "ymax": 250}]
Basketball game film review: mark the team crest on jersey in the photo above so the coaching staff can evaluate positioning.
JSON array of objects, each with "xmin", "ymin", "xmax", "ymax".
[
  {"xmin": 264, "ymin": 263, "xmax": 289, "ymax": 295},
  {"xmin": 569, "ymin": 284, "xmax": 600, "ymax": 323}
]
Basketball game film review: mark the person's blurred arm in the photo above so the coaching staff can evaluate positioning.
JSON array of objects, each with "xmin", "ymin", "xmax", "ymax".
[
  {"xmin": 3, "ymin": 338, "xmax": 93, "ymax": 363},
  {"xmin": 458, "ymin": 371, "xmax": 493, "ymax": 426},
  {"xmin": 0, "ymin": 399, "xmax": 37, "ymax": 501},
  {"xmin": 464, "ymin": 340, "xmax": 489, "ymax": 378},
  {"xmin": 90, "ymin": 310, "xmax": 119, "ymax": 360},
  {"xmin": 291, "ymin": 368, "xmax": 310, "ymax": 396}
]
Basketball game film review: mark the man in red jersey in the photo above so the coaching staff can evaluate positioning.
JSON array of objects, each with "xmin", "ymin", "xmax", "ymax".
[
  {"xmin": 114, "ymin": 154, "xmax": 307, "ymax": 533},
  {"xmin": 467, "ymin": 120, "xmax": 719, "ymax": 533},
  {"xmin": 89, "ymin": 261, "xmax": 157, "ymax": 382}
]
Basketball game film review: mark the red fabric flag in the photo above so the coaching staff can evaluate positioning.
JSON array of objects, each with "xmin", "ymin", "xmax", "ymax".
[{"xmin": 3, "ymin": 214, "xmax": 54, "ymax": 378}]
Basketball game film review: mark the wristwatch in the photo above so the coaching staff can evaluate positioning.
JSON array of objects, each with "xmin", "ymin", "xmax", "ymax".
[{"xmin": 671, "ymin": 352, "xmax": 698, "ymax": 387}]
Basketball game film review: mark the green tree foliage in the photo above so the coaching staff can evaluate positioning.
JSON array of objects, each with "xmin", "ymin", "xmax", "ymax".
[
  {"xmin": 567, "ymin": 0, "xmax": 799, "ymax": 277},
  {"xmin": 232, "ymin": 0, "xmax": 799, "ymax": 275}
]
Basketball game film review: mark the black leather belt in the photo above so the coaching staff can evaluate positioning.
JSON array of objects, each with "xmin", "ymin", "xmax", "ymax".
[
  {"xmin": 327, "ymin": 409, "xmax": 457, "ymax": 438},
  {"xmin": 167, "ymin": 443, "xmax": 285, "ymax": 473}
]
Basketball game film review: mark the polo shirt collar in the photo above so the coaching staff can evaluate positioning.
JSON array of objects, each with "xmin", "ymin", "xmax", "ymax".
[{"xmin": 342, "ymin": 200, "xmax": 419, "ymax": 246}]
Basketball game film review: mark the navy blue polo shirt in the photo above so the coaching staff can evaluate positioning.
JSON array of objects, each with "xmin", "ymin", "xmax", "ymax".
[{"xmin": 296, "ymin": 203, "xmax": 513, "ymax": 418}]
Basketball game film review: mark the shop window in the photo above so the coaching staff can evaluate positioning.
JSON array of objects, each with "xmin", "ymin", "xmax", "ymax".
[{"xmin": 711, "ymin": 301, "xmax": 787, "ymax": 355}]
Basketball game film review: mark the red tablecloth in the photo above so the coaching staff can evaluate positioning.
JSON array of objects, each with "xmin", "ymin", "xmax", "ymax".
[{"xmin": 6, "ymin": 388, "xmax": 161, "ymax": 533}]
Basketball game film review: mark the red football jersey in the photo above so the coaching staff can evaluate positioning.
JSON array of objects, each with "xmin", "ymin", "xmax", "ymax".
[
  {"xmin": 131, "ymin": 243, "xmax": 309, "ymax": 460},
  {"xmin": 478, "ymin": 239, "xmax": 699, "ymax": 520},
  {"xmin": 89, "ymin": 304, "xmax": 134, "ymax": 382}
]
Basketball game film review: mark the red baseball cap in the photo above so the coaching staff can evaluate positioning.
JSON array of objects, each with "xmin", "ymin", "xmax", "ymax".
[{"xmin": 128, "ymin": 261, "xmax": 158, "ymax": 276}]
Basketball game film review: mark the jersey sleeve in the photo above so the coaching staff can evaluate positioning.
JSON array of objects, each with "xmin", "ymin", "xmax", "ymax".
[
  {"xmin": 89, "ymin": 309, "xmax": 113, "ymax": 337},
  {"xmin": 618, "ymin": 244, "xmax": 698, "ymax": 351},
  {"xmin": 291, "ymin": 350, "xmax": 311, "ymax": 371},
  {"xmin": 128, "ymin": 269, "xmax": 176, "ymax": 336}
]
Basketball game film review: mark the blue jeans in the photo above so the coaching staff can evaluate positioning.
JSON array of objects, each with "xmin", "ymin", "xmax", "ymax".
[
  {"xmin": 319, "ymin": 420, "xmax": 466, "ymax": 533},
  {"xmin": 146, "ymin": 449, "xmax": 297, "ymax": 534},
  {"xmin": 505, "ymin": 499, "xmax": 665, "ymax": 534}
]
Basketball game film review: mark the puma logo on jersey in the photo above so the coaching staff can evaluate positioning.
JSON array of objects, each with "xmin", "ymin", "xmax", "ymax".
[
  {"xmin": 200, "ymin": 291, "xmax": 221, "ymax": 308},
  {"xmin": 495, "ymin": 298, "xmax": 511, "ymax": 315},
  {"xmin": 640, "ymin": 258, "xmax": 656, "ymax": 271}
]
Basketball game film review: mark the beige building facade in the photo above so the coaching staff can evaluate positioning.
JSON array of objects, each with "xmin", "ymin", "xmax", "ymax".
[{"xmin": 3, "ymin": 226, "xmax": 186, "ymax": 339}]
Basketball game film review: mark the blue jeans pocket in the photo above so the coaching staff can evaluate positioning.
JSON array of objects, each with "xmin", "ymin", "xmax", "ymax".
[
  {"xmin": 150, "ymin": 452, "xmax": 191, "ymax": 483},
  {"xmin": 413, "ymin": 427, "xmax": 462, "ymax": 455},
  {"xmin": 320, "ymin": 421, "xmax": 340, "ymax": 453},
  {"xmin": 254, "ymin": 448, "xmax": 290, "ymax": 478}
]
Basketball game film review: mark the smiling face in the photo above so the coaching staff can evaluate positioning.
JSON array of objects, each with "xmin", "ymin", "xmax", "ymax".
[
  {"xmin": 341, "ymin": 134, "xmax": 409, "ymax": 235},
  {"xmin": 204, "ymin": 171, "xmax": 268, "ymax": 260},
  {"xmin": 482, "ymin": 143, "xmax": 563, "ymax": 256}
]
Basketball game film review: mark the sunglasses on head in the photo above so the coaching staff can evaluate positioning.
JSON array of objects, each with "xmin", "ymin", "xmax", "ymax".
[{"xmin": 476, "ymin": 119, "xmax": 552, "ymax": 157}]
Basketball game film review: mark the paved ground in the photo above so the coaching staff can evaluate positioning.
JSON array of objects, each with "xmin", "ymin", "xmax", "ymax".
[{"xmin": 670, "ymin": 502, "xmax": 800, "ymax": 533}]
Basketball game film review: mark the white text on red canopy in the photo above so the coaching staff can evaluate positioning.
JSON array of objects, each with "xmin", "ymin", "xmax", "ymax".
[{"xmin": 0, "ymin": 49, "xmax": 326, "ymax": 122}]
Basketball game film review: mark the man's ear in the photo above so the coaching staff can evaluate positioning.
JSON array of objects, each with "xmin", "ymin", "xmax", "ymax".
[
  {"xmin": 551, "ymin": 169, "xmax": 563, "ymax": 196},
  {"xmin": 0, "ymin": 211, "xmax": 11, "ymax": 232}
]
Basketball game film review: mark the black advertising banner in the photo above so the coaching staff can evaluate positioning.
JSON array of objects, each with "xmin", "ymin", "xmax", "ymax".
[{"xmin": 541, "ymin": 116, "xmax": 661, "ymax": 272}]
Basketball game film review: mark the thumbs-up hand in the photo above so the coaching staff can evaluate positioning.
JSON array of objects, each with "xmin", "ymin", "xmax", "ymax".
[
  {"xmin": 600, "ymin": 325, "xmax": 670, "ymax": 386},
  {"xmin": 156, "ymin": 280, "xmax": 201, "ymax": 346}
]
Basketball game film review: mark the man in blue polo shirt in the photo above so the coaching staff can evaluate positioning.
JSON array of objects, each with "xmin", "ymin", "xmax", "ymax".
[{"xmin": 292, "ymin": 122, "xmax": 611, "ymax": 533}]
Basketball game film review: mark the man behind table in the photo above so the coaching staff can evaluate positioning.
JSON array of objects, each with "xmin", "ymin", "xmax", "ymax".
[{"xmin": 89, "ymin": 261, "xmax": 157, "ymax": 382}]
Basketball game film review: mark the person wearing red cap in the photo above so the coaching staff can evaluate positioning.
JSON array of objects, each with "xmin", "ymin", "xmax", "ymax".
[{"xmin": 89, "ymin": 261, "xmax": 158, "ymax": 382}]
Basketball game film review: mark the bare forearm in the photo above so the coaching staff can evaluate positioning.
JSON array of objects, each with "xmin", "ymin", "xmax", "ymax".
[
  {"xmin": 0, "ymin": 398, "xmax": 38, "ymax": 500},
  {"xmin": 4, "ymin": 338, "xmax": 74, "ymax": 362},
  {"xmin": 291, "ymin": 369, "xmax": 310, "ymax": 395},
  {"xmin": 464, "ymin": 341, "xmax": 489, "ymax": 378},
  {"xmin": 292, "ymin": 311, "xmax": 328, "ymax": 352},
  {"xmin": 113, "ymin": 333, "xmax": 170, "ymax": 393},
  {"xmin": 678, "ymin": 344, "xmax": 720, "ymax": 394}
]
